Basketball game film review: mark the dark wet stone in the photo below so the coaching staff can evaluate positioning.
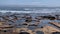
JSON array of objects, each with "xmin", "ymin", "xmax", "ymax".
[
  {"xmin": 3, "ymin": 30, "xmax": 7, "ymax": 32},
  {"xmin": 29, "ymin": 24, "xmax": 37, "ymax": 26},
  {"xmin": 52, "ymin": 32, "xmax": 60, "ymax": 34},
  {"xmin": 28, "ymin": 26, "xmax": 35, "ymax": 30},
  {"xmin": 25, "ymin": 19, "xmax": 32, "ymax": 22},
  {"xmin": 36, "ymin": 31, "xmax": 44, "ymax": 34},
  {"xmin": 40, "ymin": 26, "xmax": 43, "ymax": 28},
  {"xmin": 9, "ymin": 24, "xmax": 12, "ymax": 25},
  {"xmin": 25, "ymin": 16, "xmax": 32, "ymax": 22},
  {"xmin": 19, "ymin": 32, "xmax": 30, "ymax": 34},
  {"xmin": 22, "ymin": 23, "xmax": 28, "ymax": 25}
]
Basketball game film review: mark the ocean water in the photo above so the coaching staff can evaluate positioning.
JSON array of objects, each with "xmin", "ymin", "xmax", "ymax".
[{"xmin": 0, "ymin": 7, "xmax": 60, "ymax": 13}]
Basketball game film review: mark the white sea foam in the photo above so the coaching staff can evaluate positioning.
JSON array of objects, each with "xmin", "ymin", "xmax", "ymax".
[{"xmin": 0, "ymin": 8, "xmax": 60, "ymax": 13}]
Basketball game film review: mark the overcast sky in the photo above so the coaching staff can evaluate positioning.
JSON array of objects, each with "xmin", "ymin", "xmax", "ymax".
[{"xmin": 0, "ymin": 0, "xmax": 60, "ymax": 7}]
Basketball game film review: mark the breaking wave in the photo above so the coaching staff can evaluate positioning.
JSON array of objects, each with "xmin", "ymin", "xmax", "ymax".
[{"xmin": 0, "ymin": 7, "xmax": 60, "ymax": 13}]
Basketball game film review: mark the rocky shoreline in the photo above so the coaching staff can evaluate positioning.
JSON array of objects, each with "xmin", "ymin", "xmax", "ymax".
[{"xmin": 0, "ymin": 13, "xmax": 60, "ymax": 34}]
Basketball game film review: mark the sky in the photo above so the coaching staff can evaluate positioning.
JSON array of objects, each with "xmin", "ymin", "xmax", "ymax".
[{"xmin": 0, "ymin": 0, "xmax": 60, "ymax": 7}]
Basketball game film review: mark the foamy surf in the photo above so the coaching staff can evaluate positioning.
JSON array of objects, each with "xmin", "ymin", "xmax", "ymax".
[{"xmin": 0, "ymin": 10, "xmax": 57, "ymax": 13}]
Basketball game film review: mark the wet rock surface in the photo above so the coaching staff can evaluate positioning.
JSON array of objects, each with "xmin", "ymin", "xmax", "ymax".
[
  {"xmin": 19, "ymin": 32, "xmax": 30, "ymax": 34},
  {"xmin": 52, "ymin": 32, "xmax": 60, "ymax": 34},
  {"xmin": 36, "ymin": 31, "xmax": 44, "ymax": 34},
  {"xmin": 0, "ymin": 13, "xmax": 60, "ymax": 34}
]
